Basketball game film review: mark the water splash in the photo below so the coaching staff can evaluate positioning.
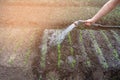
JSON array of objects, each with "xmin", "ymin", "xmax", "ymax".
[{"xmin": 48, "ymin": 23, "xmax": 77, "ymax": 46}]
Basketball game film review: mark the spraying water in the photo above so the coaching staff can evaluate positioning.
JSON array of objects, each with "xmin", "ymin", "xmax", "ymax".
[
  {"xmin": 48, "ymin": 20, "xmax": 83, "ymax": 46},
  {"xmin": 42, "ymin": 20, "xmax": 120, "ymax": 47}
]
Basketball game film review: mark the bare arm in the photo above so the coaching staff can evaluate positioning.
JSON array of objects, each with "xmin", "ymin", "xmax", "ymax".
[{"xmin": 85, "ymin": 0, "xmax": 120, "ymax": 26}]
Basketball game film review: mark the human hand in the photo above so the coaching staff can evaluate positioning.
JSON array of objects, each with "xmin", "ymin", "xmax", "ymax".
[{"xmin": 84, "ymin": 19, "xmax": 96, "ymax": 26}]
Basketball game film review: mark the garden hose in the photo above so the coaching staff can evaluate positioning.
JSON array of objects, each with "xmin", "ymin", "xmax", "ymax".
[{"xmin": 74, "ymin": 20, "xmax": 120, "ymax": 30}]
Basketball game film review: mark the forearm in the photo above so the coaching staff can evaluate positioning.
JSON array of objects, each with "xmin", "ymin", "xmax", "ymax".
[{"xmin": 92, "ymin": 0, "xmax": 120, "ymax": 22}]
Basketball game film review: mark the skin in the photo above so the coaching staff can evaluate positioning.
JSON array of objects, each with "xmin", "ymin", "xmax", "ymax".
[{"xmin": 84, "ymin": 0, "xmax": 120, "ymax": 26}]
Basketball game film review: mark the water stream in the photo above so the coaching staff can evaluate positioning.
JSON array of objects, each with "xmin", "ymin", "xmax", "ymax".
[{"xmin": 48, "ymin": 23, "xmax": 77, "ymax": 46}]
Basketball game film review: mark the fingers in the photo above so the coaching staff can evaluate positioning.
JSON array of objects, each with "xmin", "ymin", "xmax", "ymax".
[
  {"xmin": 74, "ymin": 19, "xmax": 96, "ymax": 27},
  {"xmin": 85, "ymin": 22, "xmax": 92, "ymax": 26},
  {"xmin": 84, "ymin": 19, "xmax": 95, "ymax": 26}
]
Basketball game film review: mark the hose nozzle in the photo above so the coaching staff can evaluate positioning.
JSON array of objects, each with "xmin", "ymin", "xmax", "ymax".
[
  {"xmin": 74, "ymin": 20, "xmax": 104, "ymax": 27},
  {"xmin": 74, "ymin": 20, "xmax": 85, "ymax": 27}
]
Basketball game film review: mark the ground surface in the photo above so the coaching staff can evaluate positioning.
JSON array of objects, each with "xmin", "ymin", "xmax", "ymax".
[
  {"xmin": 0, "ymin": 1, "xmax": 120, "ymax": 80},
  {"xmin": 40, "ymin": 29, "xmax": 120, "ymax": 80}
]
